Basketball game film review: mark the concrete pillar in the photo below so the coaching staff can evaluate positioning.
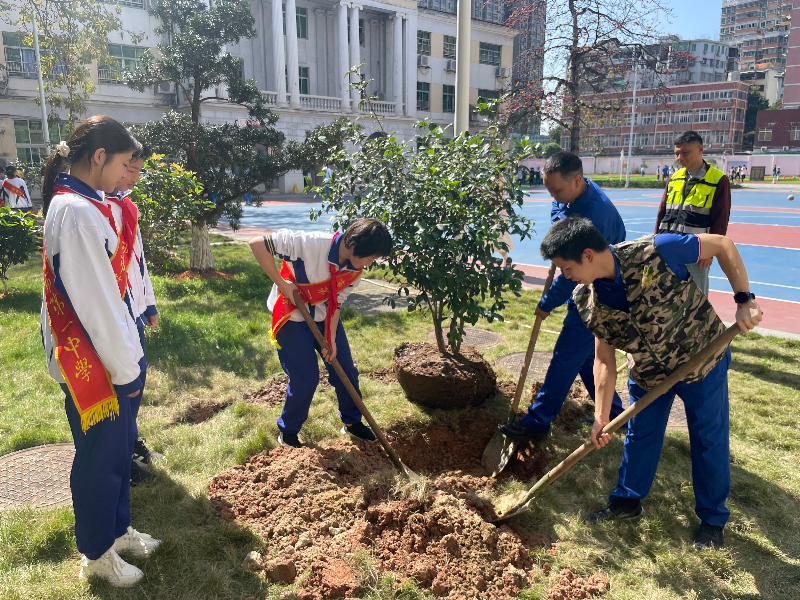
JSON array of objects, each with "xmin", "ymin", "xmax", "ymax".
[
  {"xmin": 404, "ymin": 11, "xmax": 417, "ymax": 118},
  {"xmin": 285, "ymin": 0, "xmax": 301, "ymax": 107},
  {"xmin": 271, "ymin": 0, "xmax": 287, "ymax": 104},
  {"xmin": 392, "ymin": 14, "xmax": 403, "ymax": 113},
  {"xmin": 337, "ymin": 1, "xmax": 350, "ymax": 110},
  {"xmin": 315, "ymin": 8, "xmax": 327, "ymax": 95},
  {"xmin": 349, "ymin": 4, "xmax": 362, "ymax": 109}
]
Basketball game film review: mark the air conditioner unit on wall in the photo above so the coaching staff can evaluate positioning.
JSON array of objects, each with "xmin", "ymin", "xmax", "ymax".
[
  {"xmin": 783, "ymin": 146, "xmax": 790, "ymax": 151},
  {"xmin": 761, "ymin": 146, "xmax": 768, "ymax": 152},
  {"xmin": 417, "ymin": 55, "xmax": 430, "ymax": 68},
  {"xmin": 495, "ymin": 66, "xmax": 511, "ymax": 78},
  {"xmin": 445, "ymin": 59, "xmax": 456, "ymax": 72},
  {"xmin": 155, "ymin": 81, "xmax": 175, "ymax": 94}
]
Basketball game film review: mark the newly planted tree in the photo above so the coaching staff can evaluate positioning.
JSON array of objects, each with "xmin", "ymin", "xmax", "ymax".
[
  {"xmin": 0, "ymin": 207, "xmax": 39, "ymax": 295},
  {"xmin": 312, "ymin": 107, "xmax": 534, "ymax": 354},
  {"xmin": 126, "ymin": 0, "xmax": 291, "ymax": 272}
]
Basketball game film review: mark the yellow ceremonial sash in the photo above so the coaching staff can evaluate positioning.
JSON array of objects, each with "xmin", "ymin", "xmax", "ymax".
[{"xmin": 43, "ymin": 187, "xmax": 138, "ymax": 432}]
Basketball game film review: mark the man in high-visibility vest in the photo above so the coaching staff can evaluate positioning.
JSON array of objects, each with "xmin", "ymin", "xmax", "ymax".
[{"xmin": 654, "ymin": 131, "xmax": 731, "ymax": 295}]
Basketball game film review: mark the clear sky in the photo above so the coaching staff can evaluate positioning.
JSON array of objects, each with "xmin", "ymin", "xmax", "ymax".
[{"xmin": 657, "ymin": 0, "xmax": 723, "ymax": 42}]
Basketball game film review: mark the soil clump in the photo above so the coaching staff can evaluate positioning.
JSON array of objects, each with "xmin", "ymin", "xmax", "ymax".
[
  {"xmin": 362, "ymin": 367, "xmax": 398, "ymax": 385},
  {"xmin": 245, "ymin": 375, "xmax": 331, "ymax": 408},
  {"xmin": 394, "ymin": 342, "xmax": 497, "ymax": 409},
  {"xmin": 546, "ymin": 569, "xmax": 610, "ymax": 599},
  {"xmin": 174, "ymin": 398, "xmax": 233, "ymax": 424}
]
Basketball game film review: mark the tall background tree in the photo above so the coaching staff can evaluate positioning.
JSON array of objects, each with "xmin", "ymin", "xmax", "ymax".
[
  {"xmin": 3, "ymin": 0, "xmax": 142, "ymax": 130},
  {"xmin": 505, "ymin": 0, "xmax": 673, "ymax": 153},
  {"xmin": 743, "ymin": 87, "xmax": 770, "ymax": 151},
  {"xmin": 126, "ymin": 0, "xmax": 292, "ymax": 272}
]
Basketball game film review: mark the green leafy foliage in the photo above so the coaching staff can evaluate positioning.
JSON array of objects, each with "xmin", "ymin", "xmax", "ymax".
[
  {"xmin": 125, "ymin": 0, "xmax": 292, "ymax": 270},
  {"xmin": 541, "ymin": 141, "xmax": 562, "ymax": 158},
  {"xmin": 0, "ymin": 208, "xmax": 39, "ymax": 294},
  {"xmin": 289, "ymin": 117, "xmax": 360, "ymax": 179},
  {"xmin": 130, "ymin": 156, "xmax": 213, "ymax": 271},
  {"xmin": 312, "ymin": 115, "xmax": 535, "ymax": 354}
]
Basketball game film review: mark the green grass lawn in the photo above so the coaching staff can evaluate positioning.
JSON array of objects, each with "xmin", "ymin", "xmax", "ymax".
[{"xmin": 1, "ymin": 242, "xmax": 799, "ymax": 599}]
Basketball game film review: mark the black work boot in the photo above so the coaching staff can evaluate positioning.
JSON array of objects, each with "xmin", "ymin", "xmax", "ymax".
[
  {"xmin": 693, "ymin": 522, "xmax": 724, "ymax": 550},
  {"xmin": 500, "ymin": 419, "xmax": 549, "ymax": 443},
  {"xmin": 278, "ymin": 431, "xmax": 303, "ymax": 448},
  {"xmin": 130, "ymin": 462, "xmax": 155, "ymax": 486},
  {"xmin": 583, "ymin": 497, "xmax": 643, "ymax": 524},
  {"xmin": 341, "ymin": 421, "xmax": 377, "ymax": 441}
]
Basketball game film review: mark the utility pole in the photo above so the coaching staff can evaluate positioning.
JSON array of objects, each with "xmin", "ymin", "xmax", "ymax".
[
  {"xmin": 624, "ymin": 50, "xmax": 640, "ymax": 188},
  {"xmin": 454, "ymin": 0, "xmax": 471, "ymax": 135},
  {"xmin": 31, "ymin": 1, "xmax": 51, "ymax": 151}
]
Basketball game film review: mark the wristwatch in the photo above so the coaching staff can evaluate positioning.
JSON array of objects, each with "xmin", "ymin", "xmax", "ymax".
[{"xmin": 733, "ymin": 291, "xmax": 756, "ymax": 304}]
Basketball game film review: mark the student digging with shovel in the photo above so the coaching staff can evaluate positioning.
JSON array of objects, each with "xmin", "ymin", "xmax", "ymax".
[
  {"xmin": 249, "ymin": 219, "xmax": 393, "ymax": 448},
  {"xmin": 539, "ymin": 216, "xmax": 762, "ymax": 550}
]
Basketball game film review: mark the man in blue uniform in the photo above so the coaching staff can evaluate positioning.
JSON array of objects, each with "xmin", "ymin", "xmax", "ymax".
[{"xmin": 502, "ymin": 151, "xmax": 627, "ymax": 443}]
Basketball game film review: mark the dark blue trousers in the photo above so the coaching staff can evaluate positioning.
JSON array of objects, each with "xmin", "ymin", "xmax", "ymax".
[
  {"xmin": 63, "ymin": 386, "xmax": 137, "ymax": 560},
  {"xmin": 276, "ymin": 320, "xmax": 363, "ymax": 435},
  {"xmin": 129, "ymin": 321, "xmax": 148, "ymax": 437},
  {"xmin": 522, "ymin": 301, "xmax": 624, "ymax": 432},
  {"xmin": 610, "ymin": 349, "xmax": 732, "ymax": 527}
]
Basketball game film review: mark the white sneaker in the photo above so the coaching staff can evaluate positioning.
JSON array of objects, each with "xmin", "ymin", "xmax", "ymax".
[
  {"xmin": 79, "ymin": 548, "xmax": 143, "ymax": 587},
  {"xmin": 112, "ymin": 526, "xmax": 162, "ymax": 558}
]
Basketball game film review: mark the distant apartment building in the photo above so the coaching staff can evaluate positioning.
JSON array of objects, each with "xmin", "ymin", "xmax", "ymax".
[
  {"xmin": 720, "ymin": 0, "xmax": 791, "ymax": 71},
  {"xmin": 1, "ymin": 0, "xmax": 519, "ymax": 169},
  {"xmin": 735, "ymin": 67, "xmax": 784, "ymax": 103},
  {"xmin": 562, "ymin": 81, "xmax": 749, "ymax": 154}
]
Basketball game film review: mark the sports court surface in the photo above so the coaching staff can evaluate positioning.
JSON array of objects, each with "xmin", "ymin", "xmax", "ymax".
[{"xmin": 217, "ymin": 187, "xmax": 800, "ymax": 338}]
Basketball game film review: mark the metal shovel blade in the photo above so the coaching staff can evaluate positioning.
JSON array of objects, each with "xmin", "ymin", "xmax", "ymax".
[{"xmin": 481, "ymin": 430, "xmax": 519, "ymax": 478}]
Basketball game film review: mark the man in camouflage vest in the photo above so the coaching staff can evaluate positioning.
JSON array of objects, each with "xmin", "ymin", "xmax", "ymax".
[{"xmin": 539, "ymin": 216, "xmax": 762, "ymax": 550}]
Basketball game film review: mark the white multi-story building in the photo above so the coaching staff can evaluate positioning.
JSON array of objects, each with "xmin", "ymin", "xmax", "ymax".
[{"xmin": 0, "ymin": 0, "xmax": 518, "ymax": 178}]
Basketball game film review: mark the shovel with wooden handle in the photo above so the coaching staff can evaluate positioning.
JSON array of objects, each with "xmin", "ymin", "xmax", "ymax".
[
  {"xmin": 490, "ymin": 323, "xmax": 741, "ymax": 522},
  {"xmin": 292, "ymin": 290, "xmax": 417, "ymax": 479},
  {"xmin": 481, "ymin": 262, "xmax": 558, "ymax": 477}
]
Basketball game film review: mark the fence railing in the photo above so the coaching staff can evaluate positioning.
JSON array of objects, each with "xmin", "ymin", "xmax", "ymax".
[{"xmin": 300, "ymin": 94, "xmax": 342, "ymax": 111}]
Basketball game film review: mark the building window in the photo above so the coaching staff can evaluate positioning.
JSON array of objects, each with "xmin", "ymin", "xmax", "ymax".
[
  {"xmin": 443, "ymin": 35, "xmax": 456, "ymax": 60},
  {"xmin": 695, "ymin": 108, "xmax": 712, "ymax": 123},
  {"xmin": 299, "ymin": 66, "xmax": 309, "ymax": 94},
  {"xmin": 473, "ymin": 0, "xmax": 503, "ymax": 23},
  {"xmin": 284, "ymin": 6, "xmax": 308, "ymax": 38},
  {"xmin": 657, "ymin": 111, "xmax": 672, "ymax": 125},
  {"xmin": 792, "ymin": 126, "xmax": 800, "ymax": 141},
  {"xmin": 13, "ymin": 119, "xmax": 47, "ymax": 163},
  {"xmin": 116, "ymin": 0, "xmax": 145, "ymax": 8},
  {"xmin": 677, "ymin": 110, "xmax": 693, "ymax": 124},
  {"xmin": 100, "ymin": 44, "xmax": 146, "ymax": 83},
  {"xmin": 715, "ymin": 108, "xmax": 731, "ymax": 122},
  {"xmin": 417, "ymin": 81, "xmax": 430, "ymax": 111},
  {"xmin": 758, "ymin": 127, "xmax": 772, "ymax": 141},
  {"xmin": 640, "ymin": 112, "xmax": 654, "ymax": 125},
  {"xmin": 657, "ymin": 132, "xmax": 673, "ymax": 146},
  {"xmin": 3, "ymin": 32, "xmax": 36, "ymax": 78},
  {"xmin": 417, "ymin": 31, "xmax": 431, "ymax": 55},
  {"xmin": 477, "ymin": 88, "xmax": 500, "ymax": 101},
  {"xmin": 734, "ymin": 131, "xmax": 739, "ymax": 143},
  {"xmin": 442, "ymin": 84, "xmax": 455, "ymax": 112},
  {"xmin": 691, "ymin": 43, "xmax": 696, "ymax": 51},
  {"xmin": 478, "ymin": 42, "xmax": 501, "ymax": 66},
  {"xmin": 736, "ymin": 108, "xmax": 742, "ymax": 122}
]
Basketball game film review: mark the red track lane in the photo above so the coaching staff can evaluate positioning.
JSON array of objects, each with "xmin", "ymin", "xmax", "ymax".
[
  {"xmin": 726, "ymin": 223, "xmax": 800, "ymax": 249},
  {"xmin": 516, "ymin": 264, "xmax": 800, "ymax": 336}
]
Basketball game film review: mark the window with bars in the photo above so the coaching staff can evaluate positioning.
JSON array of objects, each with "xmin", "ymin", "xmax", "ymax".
[
  {"xmin": 417, "ymin": 31, "xmax": 431, "ymax": 55},
  {"xmin": 478, "ymin": 42, "xmax": 501, "ymax": 66},
  {"xmin": 99, "ymin": 44, "xmax": 147, "ymax": 83},
  {"xmin": 417, "ymin": 82, "xmax": 430, "ymax": 111},
  {"xmin": 442, "ymin": 84, "xmax": 455, "ymax": 112},
  {"xmin": 443, "ymin": 35, "xmax": 456, "ymax": 60},
  {"xmin": 3, "ymin": 32, "xmax": 36, "ymax": 79}
]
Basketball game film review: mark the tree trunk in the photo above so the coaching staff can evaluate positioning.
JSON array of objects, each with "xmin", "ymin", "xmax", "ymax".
[
  {"xmin": 431, "ymin": 300, "xmax": 447, "ymax": 354},
  {"xmin": 1, "ymin": 276, "xmax": 7, "ymax": 295},
  {"xmin": 190, "ymin": 220, "xmax": 215, "ymax": 272}
]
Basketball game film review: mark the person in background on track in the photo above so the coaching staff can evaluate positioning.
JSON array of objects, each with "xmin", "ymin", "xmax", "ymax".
[
  {"xmin": 654, "ymin": 131, "xmax": 731, "ymax": 296},
  {"xmin": 1, "ymin": 165, "xmax": 33, "ymax": 212},
  {"xmin": 40, "ymin": 116, "xmax": 161, "ymax": 588}
]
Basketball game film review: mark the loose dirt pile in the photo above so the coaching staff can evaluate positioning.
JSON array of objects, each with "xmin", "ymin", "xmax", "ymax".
[
  {"xmin": 172, "ymin": 270, "xmax": 233, "ymax": 280},
  {"xmin": 362, "ymin": 367, "xmax": 398, "ymax": 385},
  {"xmin": 546, "ymin": 569, "xmax": 610, "ymax": 600},
  {"xmin": 245, "ymin": 375, "xmax": 331, "ymax": 408},
  {"xmin": 174, "ymin": 398, "xmax": 233, "ymax": 424}
]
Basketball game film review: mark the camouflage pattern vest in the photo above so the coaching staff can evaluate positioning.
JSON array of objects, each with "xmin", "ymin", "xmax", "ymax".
[{"xmin": 573, "ymin": 236, "xmax": 728, "ymax": 391}]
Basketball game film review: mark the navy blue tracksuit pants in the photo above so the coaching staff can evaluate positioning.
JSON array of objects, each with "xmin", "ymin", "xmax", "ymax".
[
  {"xmin": 276, "ymin": 320, "xmax": 363, "ymax": 435},
  {"xmin": 521, "ymin": 301, "xmax": 625, "ymax": 432},
  {"xmin": 130, "ymin": 320, "xmax": 148, "ymax": 436},
  {"xmin": 611, "ymin": 349, "xmax": 732, "ymax": 527},
  {"xmin": 63, "ymin": 386, "xmax": 137, "ymax": 560}
]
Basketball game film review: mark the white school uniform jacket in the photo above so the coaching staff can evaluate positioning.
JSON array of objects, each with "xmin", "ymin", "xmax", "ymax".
[
  {"xmin": 40, "ymin": 180, "xmax": 143, "ymax": 394},
  {"xmin": 265, "ymin": 229, "xmax": 361, "ymax": 323},
  {"xmin": 1, "ymin": 176, "xmax": 32, "ymax": 209},
  {"xmin": 103, "ymin": 191, "xmax": 157, "ymax": 322}
]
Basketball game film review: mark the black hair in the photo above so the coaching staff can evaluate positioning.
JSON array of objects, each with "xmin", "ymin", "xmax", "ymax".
[
  {"xmin": 543, "ymin": 151, "xmax": 583, "ymax": 178},
  {"xmin": 132, "ymin": 136, "xmax": 153, "ymax": 161},
  {"xmin": 5, "ymin": 165, "xmax": 17, "ymax": 177},
  {"xmin": 674, "ymin": 130, "xmax": 703, "ymax": 146},
  {"xmin": 343, "ymin": 218, "xmax": 393, "ymax": 258},
  {"xmin": 42, "ymin": 115, "xmax": 141, "ymax": 215},
  {"xmin": 540, "ymin": 216, "xmax": 609, "ymax": 263}
]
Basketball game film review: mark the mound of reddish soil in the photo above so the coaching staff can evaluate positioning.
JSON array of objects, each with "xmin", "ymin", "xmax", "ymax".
[
  {"xmin": 172, "ymin": 270, "xmax": 233, "ymax": 280},
  {"xmin": 394, "ymin": 342, "xmax": 497, "ymax": 409},
  {"xmin": 547, "ymin": 569, "xmax": 610, "ymax": 599},
  {"xmin": 246, "ymin": 375, "xmax": 331, "ymax": 408}
]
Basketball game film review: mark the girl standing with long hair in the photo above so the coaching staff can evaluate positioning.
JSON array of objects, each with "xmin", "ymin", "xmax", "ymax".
[{"xmin": 40, "ymin": 116, "xmax": 160, "ymax": 587}]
